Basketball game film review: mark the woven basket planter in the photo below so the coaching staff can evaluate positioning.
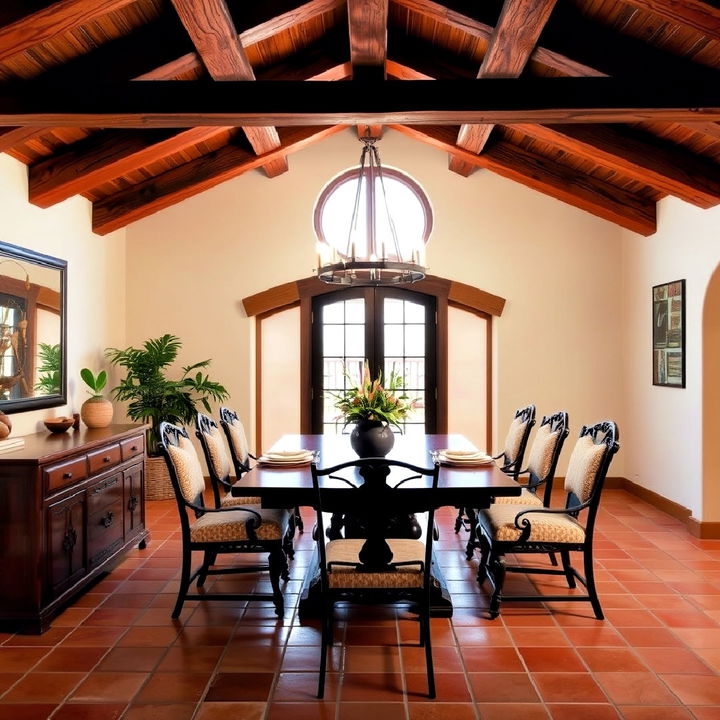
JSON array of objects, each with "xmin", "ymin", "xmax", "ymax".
[{"xmin": 145, "ymin": 455, "xmax": 175, "ymax": 501}]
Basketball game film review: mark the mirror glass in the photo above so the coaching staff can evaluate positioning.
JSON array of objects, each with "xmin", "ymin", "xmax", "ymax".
[{"xmin": 0, "ymin": 242, "xmax": 67, "ymax": 412}]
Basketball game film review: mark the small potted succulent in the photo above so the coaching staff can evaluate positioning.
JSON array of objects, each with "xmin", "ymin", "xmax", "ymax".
[{"xmin": 80, "ymin": 368, "xmax": 113, "ymax": 428}]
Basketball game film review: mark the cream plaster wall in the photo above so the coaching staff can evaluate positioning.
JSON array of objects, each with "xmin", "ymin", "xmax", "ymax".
[
  {"xmin": 125, "ymin": 128, "xmax": 626, "ymax": 469},
  {"xmin": 0, "ymin": 154, "xmax": 127, "ymax": 436},
  {"xmin": 621, "ymin": 198, "xmax": 720, "ymax": 520}
]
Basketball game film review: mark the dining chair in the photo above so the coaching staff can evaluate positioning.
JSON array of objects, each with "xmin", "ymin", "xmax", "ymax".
[
  {"xmin": 196, "ymin": 412, "xmax": 295, "ymax": 560},
  {"xmin": 475, "ymin": 420, "xmax": 620, "ymax": 619},
  {"xmin": 310, "ymin": 457, "xmax": 440, "ymax": 699},
  {"xmin": 158, "ymin": 422, "xmax": 289, "ymax": 618},
  {"xmin": 454, "ymin": 403, "xmax": 536, "ymax": 536},
  {"xmin": 220, "ymin": 405, "xmax": 304, "ymax": 534}
]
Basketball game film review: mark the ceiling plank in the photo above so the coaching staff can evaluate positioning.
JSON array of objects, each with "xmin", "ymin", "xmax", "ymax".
[
  {"xmin": 92, "ymin": 125, "xmax": 345, "ymax": 235},
  {"xmin": 451, "ymin": 0, "xmax": 558, "ymax": 176},
  {"xmin": 392, "ymin": 124, "xmax": 656, "ymax": 236},
  {"xmin": 348, "ymin": 0, "xmax": 388, "ymax": 79},
  {"xmin": 0, "ymin": 126, "xmax": 44, "ymax": 153},
  {"xmin": 620, "ymin": 0, "xmax": 720, "ymax": 41},
  {"xmin": 29, "ymin": 127, "xmax": 230, "ymax": 208},
  {"xmin": 170, "ymin": 0, "xmax": 287, "ymax": 177},
  {"xmin": 2, "ymin": 78, "xmax": 719, "ymax": 127},
  {"xmin": 0, "ymin": 0, "xmax": 138, "ymax": 63},
  {"xmin": 514, "ymin": 123, "xmax": 720, "ymax": 209}
]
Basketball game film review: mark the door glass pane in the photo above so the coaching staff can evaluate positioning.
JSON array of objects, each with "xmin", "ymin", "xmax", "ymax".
[
  {"xmin": 384, "ymin": 297, "xmax": 403, "ymax": 323},
  {"xmin": 404, "ymin": 300, "xmax": 425, "ymax": 323},
  {"xmin": 345, "ymin": 297, "xmax": 365, "ymax": 324},
  {"xmin": 404, "ymin": 324, "xmax": 425, "ymax": 356},
  {"xmin": 384, "ymin": 324, "xmax": 403, "ymax": 356},
  {"xmin": 345, "ymin": 326, "xmax": 364, "ymax": 357},
  {"xmin": 323, "ymin": 325, "xmax": 343, "ymax": 357}
]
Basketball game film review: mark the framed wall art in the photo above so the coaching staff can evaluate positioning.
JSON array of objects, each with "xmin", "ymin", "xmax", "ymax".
[{"xmin": 653, "ymin": 279, "xmax": 685, "ymax": 388}]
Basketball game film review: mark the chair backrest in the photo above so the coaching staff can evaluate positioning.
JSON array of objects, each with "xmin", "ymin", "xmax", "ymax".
[
  {"xmin": 158, "ymin": 422, "xmax": 208, "ymax": 526},
  {"xmin": 500, "ymin": 404, "xmax": 536, "ymax": 480},
  {"xmin": 525, "ymin": 411, "xmax": 569, "ymax": 505},
  {"xmin": 563, "ymin": 420, "xmax": 620, "ymax": 536},
  {"xmin": 219, "ymin": 406, "xmax": 252, "ymax": 476},
  {"xmin": 310, "ymin": 458, "xmax": 440, "ymax": 585},
  {"xmin": 196, "ymin": 412, "xmax": 233, "ymax": 507}
]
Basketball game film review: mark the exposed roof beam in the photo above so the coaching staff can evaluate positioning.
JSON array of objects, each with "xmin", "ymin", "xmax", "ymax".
[
  {"xmin": 515, "ymin": 124, "xmax": 720, "ymax": 209},
  {"xmin": 170, "ymin": 0, "xmax": 287, "ymax": 177},
  {"xmin": 2, "ymin": 78, "xmax": 719, "ymax": 127},
  {"xmin": 29, "ymin": 127, "xmax": 230, "ymax": 208},
  {"xmin": 348, "ymin": 0, "xmax": 388, "ymax": 80},
  {"xmin": 620, "ymin": 0, "xmax": 720, "ymax": 42},
  {"xmin": 0, "ymin": 0, "xmax": 138, "ymax": 63},
  {"xmin": 392, "ymin": 124, "xmax": 656, "ymax": 236},
  {"xmin": 0, "ymin": 126, "xmax": 44, "ymax": 153},
  {"xmin": 139, "ymin": 0, "xmax": 344, "ymax": 80},
  {"xmin": 92, "ymin": 125, "xmax": 345, "ymax": 235},
  {"xmin": 451, "ymin": 0, "xmax": 558, "ymax": 176}
]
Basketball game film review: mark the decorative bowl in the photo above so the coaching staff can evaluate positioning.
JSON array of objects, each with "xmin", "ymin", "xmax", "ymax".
[{"xmin": 44, "ymin": 417, "xmax": 74, "ymax": 434}]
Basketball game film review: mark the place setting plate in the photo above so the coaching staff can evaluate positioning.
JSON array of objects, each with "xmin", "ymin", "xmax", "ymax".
[
  {"xmin": 257, "ymin": 449, "xmax": 318, "ymax": 467},
  {"xmin": 431, "ymin": 449, "xmax": 496, "ymax": 467}
]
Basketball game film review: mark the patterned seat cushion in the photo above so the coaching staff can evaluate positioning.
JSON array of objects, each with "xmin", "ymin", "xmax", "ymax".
[
  {"xmin": 221, "ymin": 492, "xmax": 263, "ymax": 507},
  {"xmin": 190, "ymin": 505, "xmax": 289, "ymax": 543},
  {"xmin": 479, "ymin": 504, "xmax": 585, "ymax": 544},
  {"xmin": 492, "ymin": 489, "xmax": 544, "ymax": 507},
  {"xmin": 325, "ymin": 538, "xmax": 426, "ymax": 589}
]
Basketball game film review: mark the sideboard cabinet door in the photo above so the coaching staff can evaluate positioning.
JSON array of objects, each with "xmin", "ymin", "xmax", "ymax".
[
  {"xmin": 46, "ymin": 490, "xmax": 86, "ymax": 600},
  {"xmin": 123, "ymin": 463, "xmax": 144, "ymax": 540}
]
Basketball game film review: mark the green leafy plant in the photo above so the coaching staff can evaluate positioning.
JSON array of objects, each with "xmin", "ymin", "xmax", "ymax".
[
  {"xmin": 80, "ymin": 368, "xmax": 107, "ymax": 397},
  {"xmin": 34, "ymin": 343, "xmax": 61, "ymax": 396},
  {"xmin": 106, "ymin": 334, "xmax": 229, "ymax": 455},
  {"xmin": 330, "ymin": 360, "xmax": 417, "ymax": 432}
]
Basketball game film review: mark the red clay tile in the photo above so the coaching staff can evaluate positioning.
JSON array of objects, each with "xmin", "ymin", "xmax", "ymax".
[
  {"xmin": 122, "ymin": 704, "xmax": 196, "ymax": 720},
  {"xmin": 218, "ymin": 644, "xmax": 285, "ymax": 672},
  {"xmin": 96, "ymin": 646, "xmax": 166, "ymax": 672},
  {"xmin": 339, "ymin": 702, "xmax": 407, "ymax": 719},
  {"xmin": 546, "ymin": 704, "xmax": 620, "ymax": 719},
  {"xmin": 35, "ymin": 646, "xmax": 107, "ymax": 672},
  {"xmin": 52, "ymin": 704, "xmax": 127, "ymax": 720},
  {"xmin": 594, "ymin": 672, "xmax": 681, "ymax": 704},
  {"xmin": 266, "ymin": 702, "xmax": 337, "ymax": 720},
  {"xmin": 156, "ymin": 645, "xmax": 223, "ymax": 673},
  {"xmin": 408, "ymin": 703, "xmax": 477, "ymax": 720},
  {"xmin": 577, "ymin": 646, "xmax": 648, "ymax": 672},
  {"xmin": 3, "ymin": 672, "xmax": 85, "ymax": 702},
  {"xmin": 0, "ymin": 647, "xmax": 49, "ymax": 672},
  {"xmin": 533, "ymin": 672, "xmax": 607, "ymax": 703},
  {"xmin": 618, "ymin": 626, "xmax": 684, "ymax": 647},
  {"xmin": 3, "ymin": 627, "xmax": 72, "ymax": 646},
  {"xmin": 508, "ymin": 627, "xmax": 571, "ymax": 646},
  {"xmin": 618, "ymin": 708, "xmax": 692, "ymax": 720},
  {"xmin": 70, "ymin": 672, "xmax": 148, "ymax": 702},
  {"xmin": 518, "ymin": 646, "xmax": 585, "ymax": 672},
  {"xmin": 405, "ymin": 672, "xmax": 471, "ymax": 702},
  {"xmin": 61, "ymin": 626, "xmax": 126, "ymax": 647},
  {"xmin": 0, "ymin": 705, "xmax": 59, "ymax": 720},
  {"xmin": 635, "ymin": 646, "xmax": 715, "ymax": 673},
  {"xmin": 204, "ymin": 672, "xmax": 275, "ymax": 702},
  {"xmin": 134, "ymin": 671, "xmax": 210, "ymax": 702},
  {"xmin": 467, "ymin": 672, "xmax": 540, "ymax": 703},
  {"xmin": 194, "ymin": 703, "xmax": 265, "ymax": 720},
  {"xmin": 273, "ymin": 671, "xmax": 339, "ymax": 702},
  {"xmin": 340, "ymin": 672, "xmax": 405, "ymax": 701},
  {"xmin": 0, "ymin": 673, "xmax": 22, "ymax": 694},
  {"xmin": 343, "ymin": 645, "xmax": 401, "ymax": 673},
  {"xmin": 117, "ymin": 626, "xmax": 180, "ymax": 647},
  {"xmin": 661, "ymin": 673, "xmax": 720, "ymax": 704},
  {"xmin": 476, "ymin": 704, "xmax": 551, "ymax": 720}
]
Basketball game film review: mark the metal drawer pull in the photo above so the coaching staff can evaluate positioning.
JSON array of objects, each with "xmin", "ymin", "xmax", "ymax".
[
  {"xmin": 101, "ymin": 511, "xmax": 114, "ymax": 528},
  {"xmin": 131, "ymin": 445, "xmax": 138, "ymax": 451},
  {"xmin": 103, "ymin": 456, "xmax": 111, "ymax": 463},
  {"xmin": 63, "ymin": 472, "xmax": 73, "ymax": 479}
]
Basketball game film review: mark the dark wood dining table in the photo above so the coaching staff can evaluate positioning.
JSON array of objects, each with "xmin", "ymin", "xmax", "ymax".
[{"xmin": 231, "ymin": 433, "xmax": 521, "ymax": 616}]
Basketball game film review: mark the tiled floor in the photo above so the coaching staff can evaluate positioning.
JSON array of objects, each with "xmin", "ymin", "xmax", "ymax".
[{"xmin": 2, "ymin": 489, "xmax": 720, "ymax": 719}]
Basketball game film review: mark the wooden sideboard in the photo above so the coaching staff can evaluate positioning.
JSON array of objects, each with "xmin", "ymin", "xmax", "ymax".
[{"xmin": 0, "ymin": 424, "xmax": 150, "ymax": 633}]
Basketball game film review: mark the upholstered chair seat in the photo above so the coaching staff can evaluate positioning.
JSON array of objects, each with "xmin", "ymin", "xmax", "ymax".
[
  {"xmin": 478, "ymin": 503, "xmax": 586, "ymax": 544},
  {"xmin": 221, "ymin": 492, "xmax": 262, "ymax": 507},
  {"xmin": 325, "ymin": 538, "xmax": 426, "ymax": 589},
  {"xmin": 190, "ymin": 505, "xmax": 289, "ymax": 544},
  {"xmin": 491, "ymin": 489, "xmax": 544, "ymax": 507}
]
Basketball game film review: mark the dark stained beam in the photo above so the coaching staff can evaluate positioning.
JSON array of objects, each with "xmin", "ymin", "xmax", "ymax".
[
  {"xmin": 0, "ymin": 0, "xmax": 138, "ymax": 63},
  {"xmin": 92, "ymin": 125, "xmax": 345, "ymax": 235},
  {"xmin": 28, "ymin": 127, "xmax": 230, "ymax": 208},
  {"xmin": 621, "ymin": 0, "xmax": 720, "ymax": 41},
  {"xmin": 170, "ymin": 0, "xmax": 287, "ymax": 177},
  {"xmin": 392, "ymin": 124, "xmax": 657, "ymax": 236},
  {"xmin": 0, "ymin": 126, "xmax": 44, "ymax": 152},
  {"xmin": 515, "ymin": 123, "xmax": 720, "ymax": 209},
  {"xmin": 451, "ymin": 0, "xmax": 558, "ymax": 176},
  {"xmin": 348, "ymin": 0, "xmax": 388, "ymax": 80},
  {"xmin": 2, "ymin": 78, "xmax": 720, "ymax": 127}
]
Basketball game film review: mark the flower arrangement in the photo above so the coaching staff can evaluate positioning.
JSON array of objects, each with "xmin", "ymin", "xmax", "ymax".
[{"xmin": 331, "ymin": 360, "xmax": 416, "ymax": 431}]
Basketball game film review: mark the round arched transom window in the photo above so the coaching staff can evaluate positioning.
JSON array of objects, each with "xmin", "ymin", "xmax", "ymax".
[{"xmin": 314, "ymin": 166, "xmax": 433, "ymax": 261}]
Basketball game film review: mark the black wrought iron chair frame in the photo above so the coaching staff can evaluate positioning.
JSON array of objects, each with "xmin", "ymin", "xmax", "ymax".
[
  {"xmin": 158, "ymin": 422, "xmax": 288, "ymax": 619},
  {"xmin": 219, "ymin": 405, "xmax": 305, "ymax": 534},
  {"xmin": 475, "ymin": 421, "xmax": 620, "ymax": 620},
  {"xmin": 311, "ymin": 457, "xmax": 440, "ymax": 699}
]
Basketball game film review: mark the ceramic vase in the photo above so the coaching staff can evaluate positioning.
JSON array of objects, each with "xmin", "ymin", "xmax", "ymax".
[
  {"xmin": 350, "ymin": 419, "xmax": 395, "ymax": 458},
  {"xmin": 81, "ymin": 396, "xmax": 113, "ymax": 428}
]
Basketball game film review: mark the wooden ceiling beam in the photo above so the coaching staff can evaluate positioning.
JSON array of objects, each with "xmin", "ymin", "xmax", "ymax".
[
  {"xmin": 92, "ymin": 125, "xmax": 344, "ymax": 235},
  {"xmin": 0, "ymin": 126, "xmax": 44, "ymax": 153},
  {"xmin": 515, "ymin": 123, "xmax": 720, "ymax": 209},
  {"xmin": 451, "ymin": 0, "xmax": 558, "ymax": 176},
  {"xmin": 348, "ymin": 0, "xmax": 388, "ymax": 79},
  {"xmin": 391, "ymin": 124, "xmax": 656, "ymax": 236},
  {"xmin": 0, "ymin": 0, "xmax": 138, "ymax": 63},
  {"xmin": 28, "ymin": 127, "xmax": 230, "ymax": 208},
  {"xmin": 620, "ymin": 0, "xmax": 720, "ymax": 42},
  {"xmin": 2, "ymin": 78, "xmax": 719, "ymax": 127},
  {"xmin": 170, "ymin": 0, "xmax": 287, "ymax": 177}
]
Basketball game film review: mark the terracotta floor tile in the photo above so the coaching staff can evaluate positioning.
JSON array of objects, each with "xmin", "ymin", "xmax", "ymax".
[
  {"xmin": 155, "ymin": 645, "xmax": 223, "ymax": 673},
  {"xmin": 476, "ymin": 703, "xmax": 551, "ymax": 719},
  {"xmin": 405, "ymin": 672, "xmax": 471, "ymax": 702},
  {"xmin": 618, "ymin": 626, "xmax": 684, "ymax": 647},
  {"xmin": 117, "ymin": 626, "xmax": 180, "ymax": 647},
  {"xmin": 689, "ymin": 708, "xmax": 720, "ymax": 720},
  {"xmin": 282, "ymin": 644, "xmax": 343, "ymax": 672},
  {"xmin": 339, "ymin": 702, "xmax": 407, "ymax": 719},
  {"xmin": 122, "ymin": 703, "xmax": 197, "ymax": 720},
  {"xmin": 70, "ymin": 672, "xmax": 148, "ymax": 702},
  {"xmin": 0, "ymin": 672, "xmax": 22, "ymax": 694},
  {"xmin": 660, "ymin": 673, "xmax": 720, "ymax": 704},
  {"xmin": 0, "ymin": 704, "xmax": 59, "ymax": 720},
  {"xmin": 204, "ymin": 671, "xmax": 275, "ymax": 701},
  {"xmin": 266, "ymin": 702, "xmax": 338, "ymax": 720},
  {"xmin": 195, "ymin": 702, "xmax": 266, "ymax": 720},
  {"xmin": 52, "ymin": 704, "xmax": 127, "ymax": 720},
  {"xmin": 82, "ymin": 607, "xmax": 144, "ymax": 626},
  {"xmin": 508, "ymin": 627, "xmax": 571, "ymax": 646},
  {"xmin": 61, "ymin": 626, "xmax": 127, "ymax": 647},
  {"xmin": 695, "ymin": 647, "xmax": 720, "ymax": 672},
  {"xmin": 408, "ymin": 702, "xmax": 476, "ymax": 720},
  {"xmin": 0, "ymin": 647, "xmax": 49, "ymax": 672},
  {"xmin": 273, "ymin": 671, "xmax": 339, "ymax": 702},
  {"xmin": 344, "ymin": 645, "xmax": 401, "ymax": 673},
  {"xmin": 96, "ymin": 646, "xmax": 166, "ymax": 672},
  {"xmin": 672, "ymin": 628, "xmax": 720, "ymax": 648},
  {"xmin": 546, "ymin": 704, "xmax": 620, "ymax": 719},
  {"xmin": 603, "ymin": 608, "xmax": 663, "ymax": 627},
  {"xmin": 134, "ymin": 671, "xmax": 210, "ymax": 702},
  {"xmin": 35, "ymin": 646, "xmax": 107, "ymax": 672},
  {"xmin": 518, "ymin": 646, "xmax": 585, "ymax": 672},
  {"xmin": 3, "ymin": 672, "xmax": 85, "ymax": 703},
  {"xmin": 594, "ymin": 671, "xmax": 681, "ymax": 704},
  {"xmin": 533, "ymin": 672, "xmax": 606, "ymax": 703},
  {"xmin": 562, "ymin": 626, "xmax": 626, "ymax": 646},
  {"xmin": 468, "ymin": 672, "xmax": 540, "ymax": 703},
  {"xmin": 577, "ymin": 647, "xmax": 648, "ymax": 672},
  {"xmin": 453, "ymin": 626, "xmax": 512, "ymax": 646},
  {"xmin": 218, "ymin": 643, "xmax": 285, "ymax": 672},
  {"xmin": 618, "ymin": 707, "xmax": 693, "ymax": 719},
  {"xmin": 635, "ymin": 646, "xmax": 715, "ymax": 673},
  {"xmin": 340, "ymin": 671, "xmax": 405, "ymax": 701},
  {"xmin": 458, "ymin": 645, "xmax": 523, "ymax": 672},
  {"xmin": 3, "ymin": 627, "xmax": 72, "ymax": 646}
]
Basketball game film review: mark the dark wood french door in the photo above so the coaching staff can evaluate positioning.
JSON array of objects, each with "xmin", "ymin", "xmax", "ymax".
[{"xmin": 311, "ymin": 287, "xmax": 437, "ymax": 435}]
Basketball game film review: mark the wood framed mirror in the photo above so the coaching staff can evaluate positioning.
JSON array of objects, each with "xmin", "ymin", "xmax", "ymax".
[{"xmin": 0, "ymin": 242, "xmax": 67, "ymax": 412}]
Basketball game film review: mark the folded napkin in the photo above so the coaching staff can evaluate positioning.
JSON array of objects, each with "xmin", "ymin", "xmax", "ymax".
[
  {"xmin": 260, "ymin": 449, "xmax": 315, "ymax": 463},
  {"xmin": 442, "ymin": 448, "xmax": 484, "ymax": 458},
  {"xmin": 265, "ymin": 449, "xmax": 312, "ymax": 459},
  {"xmin": 437, "ymin": 449, "xmax": 494, "ymax": 465}
]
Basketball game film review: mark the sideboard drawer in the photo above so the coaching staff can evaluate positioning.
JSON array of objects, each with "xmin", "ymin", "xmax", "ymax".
[
  {"xmin": 88, "ymin": 473, "xmax": 122, "ymax": 515},
  {"xmin": 87, "ymin": 444, "xmax": 122, "ymax": 474},
  {"xmin": 120, "ymin": 435, "xmax": 144, "ymax": 462},
  {"xmin": 44, "ymin": 457, "xmax": 88, "ymax": 494},
  {"xmin": 88, "ymin": 499, "xmax": 124, "ymax": 568}
]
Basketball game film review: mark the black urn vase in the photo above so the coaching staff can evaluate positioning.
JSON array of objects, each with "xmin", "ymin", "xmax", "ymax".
[{"xmin": 350, "ymin": 419, "xmax": 395, "ymax": 458}]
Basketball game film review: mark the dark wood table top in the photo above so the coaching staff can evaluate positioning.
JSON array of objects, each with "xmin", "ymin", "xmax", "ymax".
[{"xmin": 232, "ymin": 433, "xmax": 521, "ymax": 509}]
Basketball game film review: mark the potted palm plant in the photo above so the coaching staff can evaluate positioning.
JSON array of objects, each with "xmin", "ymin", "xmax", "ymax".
[{"xmin": 106, "ymin": 334, "xmax": 229, "ymax": 499}]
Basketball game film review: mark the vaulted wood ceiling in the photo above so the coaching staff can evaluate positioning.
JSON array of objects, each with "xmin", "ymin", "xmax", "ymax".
[{"xmin": 1, "ymin": 0, "xmax": 720, "ymax": 236}]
